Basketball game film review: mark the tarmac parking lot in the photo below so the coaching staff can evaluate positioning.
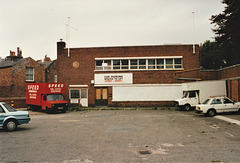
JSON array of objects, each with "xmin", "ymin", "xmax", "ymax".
[{"xmin": 1, "ymin": 109, "xmax": 240, "ymax": 162}]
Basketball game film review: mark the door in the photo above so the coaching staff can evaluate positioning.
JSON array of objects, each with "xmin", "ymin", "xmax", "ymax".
[
  {"xmin": 223, "ymin": 98, "xmax": 237, "ymax": 112},
  {"xmin": 80, "ymin": 89, "xmax": 88, "ymax": 107},
  {"xmin": 95, "ymin": 88, "xmax": 108, "ymax": 106},
  {"xmin": 188, "ymin": 91, "xmax": 199, "ymax": 106}
]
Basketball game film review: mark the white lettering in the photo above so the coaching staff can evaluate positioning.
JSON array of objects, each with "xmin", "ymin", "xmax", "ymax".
[{"xmin": 48, "ymin": 84, "xmax": 64, "ymax": 88}]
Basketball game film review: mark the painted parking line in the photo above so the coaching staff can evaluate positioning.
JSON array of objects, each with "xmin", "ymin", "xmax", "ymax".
[{"xmin": 214, "ymin": 115, "xmax": 240, "ymax": 126}]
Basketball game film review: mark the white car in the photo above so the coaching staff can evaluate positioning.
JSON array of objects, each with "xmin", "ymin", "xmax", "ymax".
[{"xmin": 195, "ymin": 97, "xmax": 240, "ymax": 117}]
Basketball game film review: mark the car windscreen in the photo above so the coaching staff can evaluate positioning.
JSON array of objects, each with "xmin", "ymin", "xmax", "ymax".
[
  {"xmin": 3, "ymin": 103, "xmax": 16, "ymax": 112},
  {"xmin": 47, "ymin": 94, "xmax": 64, "ymax": 101}
]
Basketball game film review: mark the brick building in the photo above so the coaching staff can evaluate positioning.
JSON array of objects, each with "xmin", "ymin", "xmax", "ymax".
[
  {"xmin": 0, "ymin": 51, "xmax": 57, "ymax": 107},
  {"xmin": 57, "ymin": 40, "xmax": 202, "ymax": 107},
  {"xmin": 175, "ymin": 64, "xmax": 240, "ymax": 102}
]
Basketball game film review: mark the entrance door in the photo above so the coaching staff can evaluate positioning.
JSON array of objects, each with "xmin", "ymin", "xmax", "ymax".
[{"xmin": 95, "ymin": 88, "xmax": 108, "ymax": 106}]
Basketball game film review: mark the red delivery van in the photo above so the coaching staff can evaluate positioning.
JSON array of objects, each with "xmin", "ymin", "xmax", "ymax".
[{"xmin": 26, "ymin": 83, "xmax": 68, "ymax": 113}]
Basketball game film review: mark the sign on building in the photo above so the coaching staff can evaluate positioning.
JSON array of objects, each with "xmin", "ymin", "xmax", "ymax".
[{"xmin": 94, "ymin": 73, "xmax": 133, "ymax": 85}]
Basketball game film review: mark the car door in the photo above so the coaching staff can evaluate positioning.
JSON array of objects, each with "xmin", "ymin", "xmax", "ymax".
[
  {"xmin": 211, "ymin": 98, "xmax": 224, "ymax": 113},
  {"xmin": 0, "ymin": 105, "xmax": 6, "ymax": 126},
  {"xmin": 188, "ymin": 91, "xmax": 199, "ymax": 106},
  {"xmin": 223, "ymin": 98, "xmax": 237, "ymax": 112}
]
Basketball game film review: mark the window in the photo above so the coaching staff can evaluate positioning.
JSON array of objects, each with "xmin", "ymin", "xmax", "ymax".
[
  {"xmin": 70, "ymin": 89, "xmax": 80, "ymax": 99},
  {"xmin": 113, "ymin": 60, "xmax": 120, "ymax": 69},
  {"xmin": 148, "ymin": 59, "xmax": 155, "ymax": 69},
  {"xmin": 189, "ymin": 92, "xmax": 196, "ymax": 98},
  {"xmin": 95, "ymin": 57, "xmax": 183, "ymax": 71},
  {"xmin": 3, "ymin": 104, "xmax": 16, "ymax": 112},
  {"xmin": 139, "ymin": 59, "xmax": 146, "ymax": 69},
  {"xmin": 47, "ymin": 94, "xmax": 64, "ymax": 101},
  {"xmin": 26, "ymin": 67, "xmax": 34, "ymax": 81},
  {"xmin": 96, "ymin": 60, "xmax": 103, "ymax": 70},
  {"xmin": 0, "ymin": 106, "xmax": 5, "ymax": 113},
  {"xmin": 121, "ymin": 60, "xmax": 129, "ymax": 69},
  {"xmin": 96, "ymin": 60, "xmax": 111, "ymax": 70},
  {"xmin": 130, "ymin": 59, "xmax": 138, "ymax": 69},
  {"xmin": 157, "ymin": 59, "xmax": 164, "ymax": 69},
  {"xmin": 211, "ymin": 99, "xmax": 222, "ymax": 105},
  {"xmin": 166, "ymin": 59, "xmax": 173, "ymax": 69},
  {"xmin": 223, "ymin": 98, "xmax": 233, "ymax": 104},
  {"xmin": 81, "ymin": 89, "xmax": 88, "ymax": 98},
  {"xmin": 174, "ymin": 58, "xmax": 182, "ymax": 68},
  {"xmin": 70, "ymin": 89, "xmax": 88, "ymax": 99}
]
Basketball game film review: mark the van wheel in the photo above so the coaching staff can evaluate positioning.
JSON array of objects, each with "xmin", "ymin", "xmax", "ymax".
[
  {"xmin": 184, "ymin": 104, "xmax": 191, "ymax": 111},
  {"xmin": 4, "ymin": 120, "xmax": 18, "ymax": 131},
  {"xmin": 27, "ymin": 105, "xmax": 32, "ymax": 110},
  {"xmin": 207, "ymin": 109, "xmax": 216, "ymax": 117},
  {"xmin": 46, "ymin": 107, "xmax": 51, "ymax": 114}
]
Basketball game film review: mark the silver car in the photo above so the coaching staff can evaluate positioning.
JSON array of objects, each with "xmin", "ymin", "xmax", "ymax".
[{"xmin": 0, "ymin": 102, "xmax": 30, "ymax": 131}]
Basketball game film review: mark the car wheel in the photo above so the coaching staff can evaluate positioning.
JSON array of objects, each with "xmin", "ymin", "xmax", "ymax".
[
  {"xmin": 184, "ymin": 104, "xmax": 191, "ymax": 111},
  {"xmin": 4, "ymin": 120, "xmax": 18, "ymax": 131},
  {"xmin": 207, "ymin": 109, "xmax": 216, "ymax": 117}
]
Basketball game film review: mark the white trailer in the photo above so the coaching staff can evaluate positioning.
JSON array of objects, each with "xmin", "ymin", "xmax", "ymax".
[{"xmin": 175, "ymin": 80, "xmax": 227, "ymax": 110}]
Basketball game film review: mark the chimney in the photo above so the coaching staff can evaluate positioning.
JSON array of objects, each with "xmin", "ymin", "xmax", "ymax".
[
  {"xmin": 44, "ymin": 54, "xmax": 51, "ymax": 62},
  {"xmin": 57, "ymin": 39, "xmax": 66, "ymax": 50},
  {"xmin": 17, "ymin": 47, "xmax": 22, "ymax": 56},
  {"xmin": 10, "ymin": 50, "xmax": 16, "ymax": 56}
]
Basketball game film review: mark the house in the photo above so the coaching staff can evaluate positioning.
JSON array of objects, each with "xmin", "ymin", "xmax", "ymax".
[{"xmin": 0, "ymin": 49, "xmax": 56, "ymax": 107}]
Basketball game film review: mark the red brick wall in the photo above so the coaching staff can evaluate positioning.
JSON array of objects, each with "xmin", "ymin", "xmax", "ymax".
[
  {"xmin": 218, "ymin": 64, "xmax": 240, "ymax": 79},
  {"xmin": 218, "ymin": 65, "xmax": 240, "ymax": 102},
  {"xmin": 0, "ymin": 67, "xmax": 12, "ymax": 86}
]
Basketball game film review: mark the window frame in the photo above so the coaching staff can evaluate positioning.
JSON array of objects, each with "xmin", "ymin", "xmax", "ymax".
[
  {"xmin": 26, "ymin": 67, "xmax": 34, "ymax": 82},
  {"xmin": 70, "ymin": 89, "xmax": 80, "ymax": 99},
  {"xmin": 95, "ymin": 57, "xmax": 183, "ymax": 71}
]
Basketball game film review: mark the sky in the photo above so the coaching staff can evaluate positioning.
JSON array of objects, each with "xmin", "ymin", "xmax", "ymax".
[{"xmin": 0, "ymin": 0, "xmax": 225, "ymax": 61}]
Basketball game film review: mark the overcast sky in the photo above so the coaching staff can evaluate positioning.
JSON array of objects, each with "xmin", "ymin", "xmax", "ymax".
[{"xmin": 0, "ymin": 0, "xmax": 224, "ymax": 60}]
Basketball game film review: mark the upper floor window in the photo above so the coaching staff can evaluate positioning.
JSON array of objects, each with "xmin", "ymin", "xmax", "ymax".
[
  {"xmin": 26, "ymin": 67, "xmax": 34, "ymax": 81},
  {"xmin": 95, "ymin": 57, "xmax": 183, "ymax": 71}
]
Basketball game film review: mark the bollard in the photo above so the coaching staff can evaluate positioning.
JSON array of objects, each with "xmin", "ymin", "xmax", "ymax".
[{"xmin": 11, "ymin": 100, "xmax": 14, "ymax": 107}]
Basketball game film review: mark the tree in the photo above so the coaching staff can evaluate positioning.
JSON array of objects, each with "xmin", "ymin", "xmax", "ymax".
[
  {"xmin": 201, "ymin": 40, "xmax": 224, "ymax": 69},
  {"xmin": 210, "ymin": 0, "xmax": 240, "ymax": 67}
]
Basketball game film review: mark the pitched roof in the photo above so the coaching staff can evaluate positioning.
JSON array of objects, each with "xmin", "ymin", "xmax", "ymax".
[
  {"xmin": 39, "ymin": 60, "xmax": 56, "ymax": 69},
  {"xmin": 0, "ymin": 58, "xmax": 28, "ymax": 69}
]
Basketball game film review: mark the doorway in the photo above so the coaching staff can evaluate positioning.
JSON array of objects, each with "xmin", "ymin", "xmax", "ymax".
[{"xmin": 95, "ymin": 88, "xmax": 108, "ymax": 106}]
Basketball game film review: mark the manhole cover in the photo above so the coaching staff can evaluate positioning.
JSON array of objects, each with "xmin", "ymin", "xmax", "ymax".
[{"xmin": 139, "ymin": 150, "xmax": 152, "ymax": 155}]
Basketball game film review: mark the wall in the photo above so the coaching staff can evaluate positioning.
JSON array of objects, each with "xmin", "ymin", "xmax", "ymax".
[
  {"xmin": 219, "ymin": 64, "xmax": 240, "ymax": 102},
  {"xmin": 112, "ymin": 84, "xmax": 182, "ymax": 101},
  {"xmin": 46, "ymin": 60, "xmax": 57, "ymax": 82}
]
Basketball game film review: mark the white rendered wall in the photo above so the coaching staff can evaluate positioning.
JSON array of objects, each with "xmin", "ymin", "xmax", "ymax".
[{"xmin": 112, "ymin": 84, "xmax": 182, "ymax": 101}]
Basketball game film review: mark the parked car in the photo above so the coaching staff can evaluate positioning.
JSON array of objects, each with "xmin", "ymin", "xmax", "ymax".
[
  {"xmin": 195, "ymin": 97, "xmax": 240, "ymax": 117},
  {"xmin": 0, "ymin": 102, "xmax": 30, "ymax": 131}
]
